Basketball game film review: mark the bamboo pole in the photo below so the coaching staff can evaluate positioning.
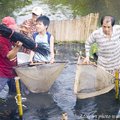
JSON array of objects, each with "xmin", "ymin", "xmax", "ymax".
[
  {"xmin": 115, "ymin": 70, "xmax": 119, "ymax": 100},
  {"xmin": 15, "ymin": 77, "xmax": 23, "ymax": 119}
]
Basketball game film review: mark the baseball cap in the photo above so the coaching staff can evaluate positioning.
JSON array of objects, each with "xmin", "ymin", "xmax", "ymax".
[
  {"xmin": 32, "ymin": 7, "xmax": 43, "ymax": 16},
  {"xmin": 2, "ymin": 16, "xmax": 17, "ymax": 29}
]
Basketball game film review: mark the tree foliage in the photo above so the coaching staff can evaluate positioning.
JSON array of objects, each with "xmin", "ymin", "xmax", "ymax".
[{"xmin": 0, "ymin": 0, "xmax": 32, "ymax": 21}]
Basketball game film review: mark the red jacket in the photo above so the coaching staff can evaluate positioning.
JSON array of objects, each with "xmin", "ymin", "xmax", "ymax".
[{"xmin": 0, "ymin": 36, "xmax": 17, "ymax": 78}]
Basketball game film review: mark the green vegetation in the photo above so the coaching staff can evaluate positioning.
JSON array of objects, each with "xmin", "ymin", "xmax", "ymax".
[
  {"xmin": 55, "ymin": 41, "xmax": 98, "ymax": 59},
  {"xmin": 0, "ymin": 0, "xmax": 32, "ymax": 21},
  {"xmin": 90, "ymin": 43, "xmax": 98, "ymax": 58},
  {"xmin": 54, "ymin": 40, "xmax": 85, "ymax": 44}
]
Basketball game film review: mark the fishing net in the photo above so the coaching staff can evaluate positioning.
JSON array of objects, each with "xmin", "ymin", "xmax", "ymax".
[
  {"xmin": 74, "ymin": 63, "xmax": 115, "ymax": 99},
  {"xmin": 14, "ymin": 62, "xmax": 66, "ymax": 93},
  {"xmin": 17, "ymin": 52, "xmax": 30, "ymax": 64}
]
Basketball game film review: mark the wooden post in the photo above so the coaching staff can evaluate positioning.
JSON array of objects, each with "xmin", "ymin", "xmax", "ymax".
[{"xmin": 48, "ymin": 13, "xmax": 99, "ymax": 42}]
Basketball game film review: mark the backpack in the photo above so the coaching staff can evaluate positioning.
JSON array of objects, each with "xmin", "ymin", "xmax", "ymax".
[{"xmin": 33, "ymin": 32, "xmax": 51, "ymax": 44}]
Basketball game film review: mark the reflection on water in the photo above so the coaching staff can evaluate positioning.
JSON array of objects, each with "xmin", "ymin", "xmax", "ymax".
[
  {"xmin": 74, "ymin": 97, "xmax": 97, "ymax": 120},
  {"xmin": 0, "ymin": 96, "xmax": 18, "ymax": 120},
  {"xmin": 23, "ymin": 93, "xmax": 62, "ymax": 120},
  {"xmin": 50, "ymin": 64, "xmax": 77, "ymax": 120},
  {"xmin": 74, "ymin": 90, "xmax": 120, "ymax": 120},
  {"xmin": 1, "ymin": 68, "xmax": 120, "ymax": 120},
  {"xmin": 1, "ymin": 43, "xmax": 120, "ymax": 120},
  {"xmin": 0, "ymin": 44, "xmax": 120, "ymax": 120},
  {"xmin": 1, "ymin": 0, "xmax": 120, "ymax": 119},
  {"xmin": 55, "ymin": 43, "xmax": 85, "ymax": 62}
]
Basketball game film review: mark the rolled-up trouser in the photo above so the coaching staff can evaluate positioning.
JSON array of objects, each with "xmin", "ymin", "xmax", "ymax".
[
  {"xmin": 0, "ymin": 77, "xmax": 9, "ymax": 99},
  {"xmin": 0, "ymin": 77, "xmax": 9, "ymax": 92},
  {"xmin": 7, "ymin": 78, "xmax": 16, "ymax": 94},
  {"xmin": 0, "ymin": 77, "xmax": 16, "ymax": 98},
  {"xmin": 0, "ymin": 84, "xmax": 9, "ymax": 99}
]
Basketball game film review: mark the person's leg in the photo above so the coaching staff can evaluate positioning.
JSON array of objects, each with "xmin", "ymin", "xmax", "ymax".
[
  {"xmin": 0, "ymin": 84, "xmax": 9, "ymax": 99},
  {"xmin": 0, "ymin": 77, "xmax": 9, "ymax": 99},
  {"xmin": 7, "ymin": 78, "xmax": 29, "ymax": 96},
  {"xmin": 7, "ymin": 78, "xmax": 16, "ymax": 94}
]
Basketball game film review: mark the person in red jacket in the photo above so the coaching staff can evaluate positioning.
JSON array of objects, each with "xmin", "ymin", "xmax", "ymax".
[{"xmin": 0, "ymin": 16, "xmax": 22, "ymax": 99}]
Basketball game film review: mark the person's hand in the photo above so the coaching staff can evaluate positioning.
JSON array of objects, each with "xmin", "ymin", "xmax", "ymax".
[
  {"xmin": 50, "ymin": 58, "xmax": 55, "ymax": 64},
  {"xmin": 29, "ymin": 60, "xmax": 34, "ymax": 66},
  {"xmin": 82, "ymin": 56, "xmax": 90, "ymax": 64},
  {"xmin": 29, "ymin": 60, "xmax": 33, "ymax": 63},
  {"xmin": 15, "ymin": 41, "xmax": 23, "ymax": 48}
]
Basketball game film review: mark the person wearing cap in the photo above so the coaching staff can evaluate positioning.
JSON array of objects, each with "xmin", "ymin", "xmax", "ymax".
[
  {"xmin": 20, "ymin": 7, "xmax": 43, "ymax": 38},
  {"xmin": 0, "ymin": 16, "xmax": 22, "ymax": 99},
  {"xmin": 20, "ymin": 7, "xmax": 43, "ymax": 53}
]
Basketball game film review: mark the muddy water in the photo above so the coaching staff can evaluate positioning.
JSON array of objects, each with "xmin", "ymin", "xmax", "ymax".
[
  {"xmin": 0, "ymin": 43, "xmax": 120, "ymax": 120},
  {"xmin": 0, "ymin": 0, "xmax": 120, "ymax": 119}
]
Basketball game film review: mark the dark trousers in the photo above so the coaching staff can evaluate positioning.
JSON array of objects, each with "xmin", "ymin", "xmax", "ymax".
[{"xmin": 7, "ymin": 78, "xmax": 16, "ymax": 94}]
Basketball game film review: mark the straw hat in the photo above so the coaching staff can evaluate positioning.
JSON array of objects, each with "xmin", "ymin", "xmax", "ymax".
[{"xmin": 32, "ymin": 7, "xmax": 43, "ymax": 16}]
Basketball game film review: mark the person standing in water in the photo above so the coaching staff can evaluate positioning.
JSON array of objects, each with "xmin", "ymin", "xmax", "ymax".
[
  {"xmin": 0, "ymin": 16, "xmax": 22, "ymax": 99},
  {"xmin": 83, "ymin": 15, "xmax": 120, "ymax": 74},
  {"xmin": 29, "ymin": 15, "xmax": 55, "ymax": 64}
]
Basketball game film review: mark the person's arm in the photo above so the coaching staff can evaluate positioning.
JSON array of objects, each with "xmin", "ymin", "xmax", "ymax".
[
  {"xmin": 7, "ymin": 41, "xmax": 22, "ymax": 61},
  {"xmin": 82, "ymin": 40, "xmax": 91, "ymax": 64},
  {"xmin": 83, "ymin": 32, "xmax": 96, "ymax": 64},
  {"xmin": 29, "ymin": 50, "xmax": 35, "ymax": 63},
  {"xmin": 19, "ymin": 20, "xmax": 30, "ymax": 34},
  {"xmin": 50, "ymin": 35, "xmax": 55, "ymax": 63}
]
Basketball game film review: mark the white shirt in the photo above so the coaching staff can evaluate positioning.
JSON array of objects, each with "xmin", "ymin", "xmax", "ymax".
[
  {"xmin": 34, "ymin": 33, "xmax": 50, "ymax": 62},
  {"xmin": 85, "ymin": 25, "xmax": 120, "ymax": 71}
]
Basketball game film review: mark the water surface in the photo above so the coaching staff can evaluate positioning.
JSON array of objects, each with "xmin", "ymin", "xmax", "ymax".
[
  {"xmin": 0, "ymin": 44, "xmax": 120, "ymax": 120},
  {"xmin": 0, "ymin": 0, "xmax": 120, "ymax": 120}
]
